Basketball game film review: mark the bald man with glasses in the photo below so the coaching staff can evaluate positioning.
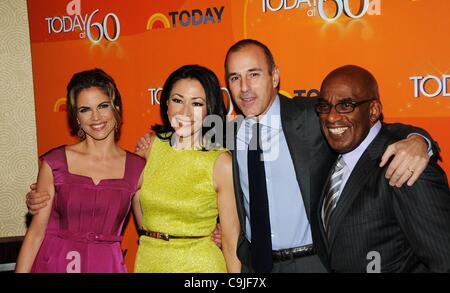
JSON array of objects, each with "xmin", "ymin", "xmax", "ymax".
[{"xmin": 311, "ymin": 65, "xmax": 450, "ymax": 273}]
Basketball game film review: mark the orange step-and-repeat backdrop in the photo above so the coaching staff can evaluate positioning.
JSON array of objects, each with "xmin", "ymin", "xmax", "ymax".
[{"xmin": 27, "ymin": 0, "xmax": 450, "ymax": 271}]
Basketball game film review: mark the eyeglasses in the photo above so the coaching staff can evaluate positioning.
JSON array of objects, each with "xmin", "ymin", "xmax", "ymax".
[{"xmin": 314, "ymin": 98, "xmax": 376, "ymax": 114}]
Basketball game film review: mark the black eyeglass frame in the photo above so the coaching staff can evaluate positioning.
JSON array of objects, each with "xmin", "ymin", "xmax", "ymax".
[{"xmin": 314, "ymin": 98, "xmax": 376, "ymax": 114}]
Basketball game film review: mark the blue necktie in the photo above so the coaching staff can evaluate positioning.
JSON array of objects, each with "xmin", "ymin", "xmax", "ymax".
[{"xmin": 248, "ymin": 122, "xmax": 273, "ymax": 272}]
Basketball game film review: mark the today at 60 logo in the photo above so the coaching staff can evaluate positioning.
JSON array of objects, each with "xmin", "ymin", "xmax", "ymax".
[
  {"xmin": 44, "ymin": 0, "xmax": 120, "ymax": 43},
  {"xmin": 262, "ymin": 0, "xmax": 381, "ymax": 21}
]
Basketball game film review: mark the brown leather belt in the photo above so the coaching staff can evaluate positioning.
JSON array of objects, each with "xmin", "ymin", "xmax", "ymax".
[
  {"xmin": 138, "ymin": 228, "xmax": 205, "ymax": 241},
  {"xmin": 272, "ymin": 244, "xmax": 316, "ymax": 261}
]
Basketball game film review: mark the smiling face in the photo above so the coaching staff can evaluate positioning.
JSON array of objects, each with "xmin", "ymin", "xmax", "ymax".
[
  {"xmin": 167, "ymin": 78, "xmax": 207, "ymax": 138},
  {"xmin": 76, "ymin": 87, "xmax": 117, "ymax": 141},
  {"xmin": 225, "ymin": 44, "xmax": 279, "ymax": 118},
  {"xmin": 319, "ymin": 66, "xmax": 382, "ymax": 154}
]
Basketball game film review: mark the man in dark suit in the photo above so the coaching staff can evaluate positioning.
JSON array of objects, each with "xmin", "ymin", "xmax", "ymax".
[
  {"xmin": 311, "ymin": 64, "xmax": 450, "ymax": 272},
  {"xmin": 224, "ymin": 39, "xmax": 438, "ymax": 273}
]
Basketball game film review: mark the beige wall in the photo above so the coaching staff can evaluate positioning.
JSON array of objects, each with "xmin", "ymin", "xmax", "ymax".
[{"xmin": 0, "ymin": 0, "xmax": 38, "ymax": 237}]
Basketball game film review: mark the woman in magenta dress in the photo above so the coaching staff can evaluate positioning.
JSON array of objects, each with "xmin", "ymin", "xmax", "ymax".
[{"xmin": 16, "ymin": 69, "xmax": 145, "ymax": 273}]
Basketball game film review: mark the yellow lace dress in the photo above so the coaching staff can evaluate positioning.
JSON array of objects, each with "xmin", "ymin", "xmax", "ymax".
[{"xmin": 134, "ymin": 137, "xmax": 227, "ymax": 272}]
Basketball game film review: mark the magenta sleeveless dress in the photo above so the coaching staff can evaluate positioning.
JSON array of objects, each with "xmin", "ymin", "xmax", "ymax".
[{"xmin": 31, "ymin": 146, "xmax": 145, "ymax": 273}]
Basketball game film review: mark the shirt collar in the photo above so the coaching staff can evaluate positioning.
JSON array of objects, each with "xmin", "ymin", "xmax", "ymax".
[
  {"xmin": 244, "ymin": 94, "xmax": 281, "ymax": 129},
  {"xmin": 342, "ymin": 121, "xmax": 382, "ymax": 172},
  {"xmin": 236, "ymin": 95, "xmax": 281, "ymax": 144},
  {"xmin": 258, "ymin": 95, "xmax": 281, "ymax": 130}
]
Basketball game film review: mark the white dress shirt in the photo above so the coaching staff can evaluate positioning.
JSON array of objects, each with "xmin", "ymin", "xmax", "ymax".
[{"xmin": 236, "ymin": 96, "xmax": 312, "ymax": 250}]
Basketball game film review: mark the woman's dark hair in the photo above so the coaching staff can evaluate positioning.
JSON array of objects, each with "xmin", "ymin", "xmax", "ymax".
[
  {"xmin": 152, "ymin": 64, "xmax": 227, "ymax": 149},
  {"xmin": 66, "ymin": 68, "xmax": 123, "ymax": 141}
]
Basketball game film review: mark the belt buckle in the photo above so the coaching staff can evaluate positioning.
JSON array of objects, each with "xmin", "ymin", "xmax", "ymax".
[
  {"xmin": 293, "ymin": 245, "xmax": 313, "ymax": 257},
  {"xmin": 86, "ymin": 232, "xmax": 101, "ymax": 241},
  {"xmin": 272, "ymin": 249, "xmax": 291, "ymax": 261},
  {"xmin": 273, "ymin": 245, "xmax": 314, "ymax": 261},
  {"xmin": 281, "ymin": 249, "xmax": 292, "ymax": 260},
  {"xmin": 158, "ymin": 232, "xmax": 170, "ymax": 241},
  {"xmin": 292, "ymin": 247, "xmax": 303, "ymax": 255}
]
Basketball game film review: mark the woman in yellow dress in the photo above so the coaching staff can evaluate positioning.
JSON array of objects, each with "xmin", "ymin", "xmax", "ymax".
[{"xmin": 134, "ymin": 65, "xmax": 240, "ymax": 272}]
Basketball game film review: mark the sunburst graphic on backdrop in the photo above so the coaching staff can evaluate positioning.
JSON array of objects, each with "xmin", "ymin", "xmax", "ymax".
[{"xmin": 147, "ymin": 13, "xmax": 171, "ymax": 30}]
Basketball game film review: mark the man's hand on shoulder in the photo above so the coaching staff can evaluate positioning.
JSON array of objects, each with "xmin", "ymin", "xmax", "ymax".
[{"xmin": 380, "ymin": 135, "xmax": 429, "ymax": 187}]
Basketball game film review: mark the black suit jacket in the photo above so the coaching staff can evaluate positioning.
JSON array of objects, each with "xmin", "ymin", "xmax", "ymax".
[
  {"xmin": 311, "ymin": 126, "xmax": 450, "ymax": 272},
  {"xmin": 230, "ymin": 94, "xmax": 440, "ymax": 268}
]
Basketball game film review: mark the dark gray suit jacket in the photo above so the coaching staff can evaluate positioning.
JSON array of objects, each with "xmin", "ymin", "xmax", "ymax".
[{"xmin": 311, "ymin": 126, "xmax": 450, "ymax": 272}]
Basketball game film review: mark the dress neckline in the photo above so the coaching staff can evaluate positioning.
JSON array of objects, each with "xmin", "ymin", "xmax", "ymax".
[{"xmin": 62, "ymin": 145, "xmax": 128, "ymax": 186}]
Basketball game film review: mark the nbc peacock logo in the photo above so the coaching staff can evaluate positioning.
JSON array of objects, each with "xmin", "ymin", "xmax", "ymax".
[
  {"xmin": 146, "ymin": 13, "xmax": 171, "ymax": 30},
  {"xmin": 54, "ymin": 97, "xmax": 67, "ymax": 112}
]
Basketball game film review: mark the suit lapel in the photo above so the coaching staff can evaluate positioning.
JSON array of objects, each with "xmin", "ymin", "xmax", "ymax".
[
  {"xmin": 231, "ymin": 151, "xmax": 246, "ymax": 231},
  {"xmin": 279, "ymin": 95, "xmax": 311, "ymax": 215},
  {"xmin": 230, "ymin": 118, "xmax": 246, "ymax": 235},
  {"xmin": 230, "ymin": 118, "xmax": 253, "ymax": 265},
  {"xmin": 327, "ymin": 127, "xmax": 392, "ymax": 248},
  {"xmin": 316, "ymin": 166, "xmax": 335, "ymax": 255}
]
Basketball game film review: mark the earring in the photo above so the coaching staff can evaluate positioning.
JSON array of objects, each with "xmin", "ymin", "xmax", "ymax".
[{"xmin": 77, "ymin": 126, "xmax": 86, "ymax": 140}]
